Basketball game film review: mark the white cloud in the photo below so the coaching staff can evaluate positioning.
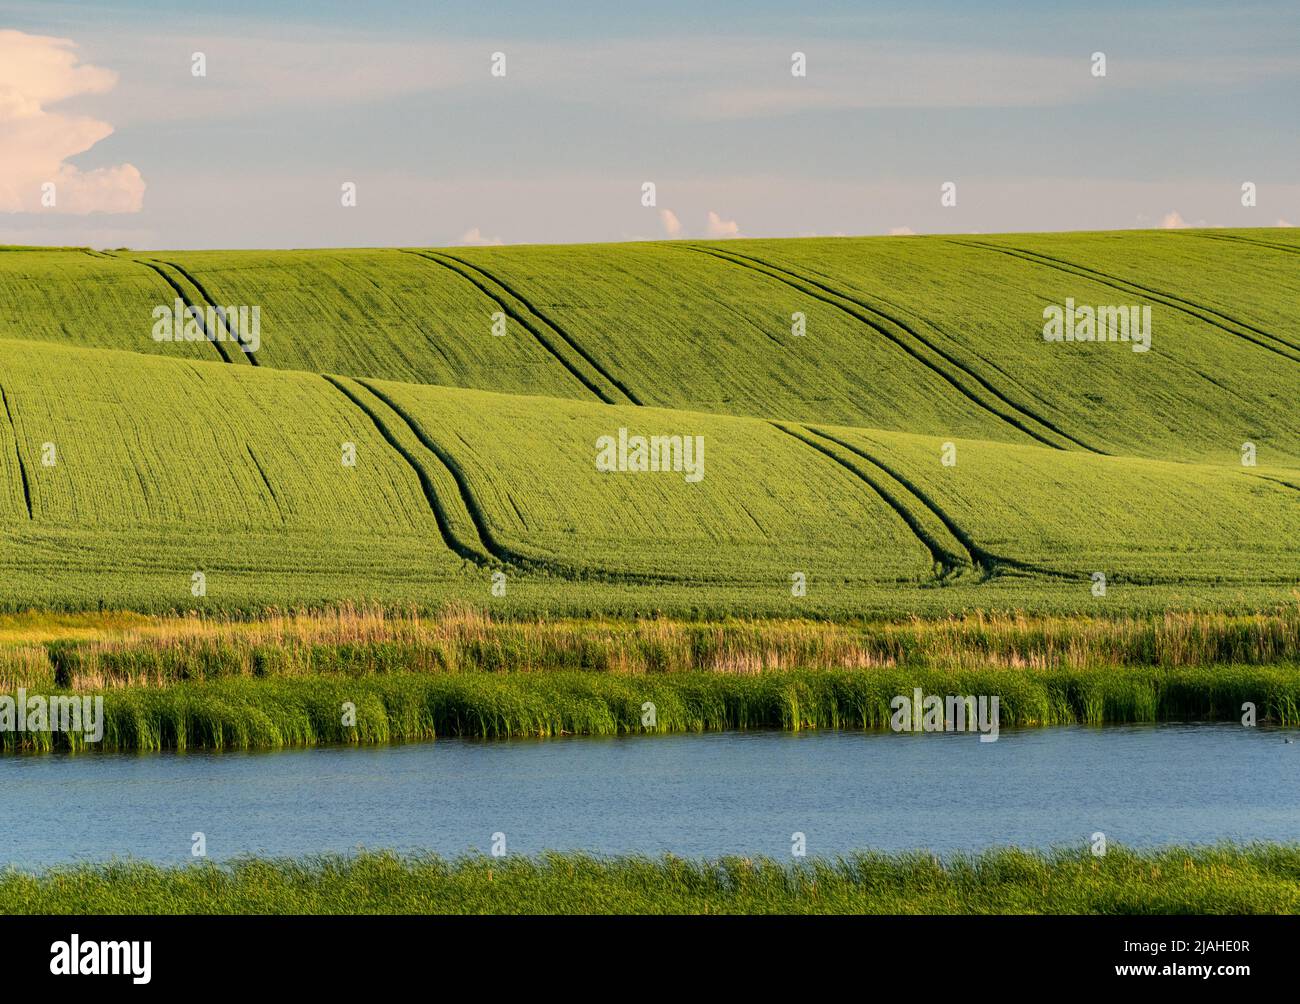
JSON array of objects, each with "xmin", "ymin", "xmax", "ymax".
[
  {"xmin": 659, "ymin": 209, "xmax": 682, "ymax": 238},
  {"xmin": 1277, "ymin": 218, "xmax": 1294, "ymax": 227},
  {"xmin": 458, "ymin": 226, "xmax": 502, "ymax": 246},
  {"xmin": 705, "ymin": 210, "xmax": 740, "ymax": 238},
  {"xmin": 888, "ymin": 226, "xmax": 916, "ymax": 236},
  {"xmin": 0, "ymin": 30, "xmax": 144, "ymax": 214},
  {"xmin": 1160, "ymin": 210, "xmax": 1189, "ymax": 229}
]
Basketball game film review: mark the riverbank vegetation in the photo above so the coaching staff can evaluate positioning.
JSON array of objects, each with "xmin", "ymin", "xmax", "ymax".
[
  {"xmin": 3, "ymin": 606, "xmax": 1299, "ymax": 751},
  {"xmin": 2, "ymin": 661, "xmax": 1296, "ymax": 752},
  {"xmin": 5, "ymin": 603, "xmax": 1300, "ymax": 688},
  {"xmin": 4, "ymin": 845, "xmax": 1297, "ymax": 914}
]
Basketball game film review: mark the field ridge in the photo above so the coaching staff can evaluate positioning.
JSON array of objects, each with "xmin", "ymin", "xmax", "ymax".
[
  {"xmin": 680, "ymin": 243, "xmax": 1087, "ymax": 451},
  {"xmin": 956, "ymin": 239, "xmax": 1300, "ymax": 361},
  {"xmin": 771, "ymin": 421, "xmax": 969, "ymax": 574},
  {"xmin": 139, "ymin": 255, "xmax": 260, "ymax": 362},
  {"xmin": 321, "ymin": 374, "xmax": 492, "ymax": 566},
  {"xmin": 131, "ymin": 258, "xmax": 236, "ymax": 364},
  {"xmin": 807, "ymin": 426, "xmax": 1070, "ymax": 580},
  {"xmin": 403, "ymin": 249, "xmax": 634, "ymax": 405}
]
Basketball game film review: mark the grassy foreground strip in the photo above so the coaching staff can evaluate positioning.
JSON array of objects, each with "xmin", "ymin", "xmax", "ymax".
[
  {"xmin": 3, "ymin": 847, "xmax": 1297, "ymax": 914},
  {"xmin": 4, "ymin": 664, "xmax": 1298, "ymax": 752}
]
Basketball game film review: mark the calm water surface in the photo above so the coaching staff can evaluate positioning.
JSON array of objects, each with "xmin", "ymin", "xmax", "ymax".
[{"xmin": 2, "ymin": 724, "xmax": 1297, "ymax": 867}]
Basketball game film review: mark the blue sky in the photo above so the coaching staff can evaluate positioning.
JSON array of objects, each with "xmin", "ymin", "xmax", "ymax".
[{"xmin": 2, "ymin": 1, "xmax": 1297, "ymax": 247}]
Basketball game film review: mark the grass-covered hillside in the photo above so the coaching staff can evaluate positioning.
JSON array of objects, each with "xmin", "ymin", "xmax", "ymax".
[{"xmin": 0, "ymin": 230, "xmax": 1296, "ymax": 615}]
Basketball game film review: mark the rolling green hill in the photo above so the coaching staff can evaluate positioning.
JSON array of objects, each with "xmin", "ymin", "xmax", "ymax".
[{"xmin": 0, "ymin": 230, "xmax": 1296, "ymax": 615}]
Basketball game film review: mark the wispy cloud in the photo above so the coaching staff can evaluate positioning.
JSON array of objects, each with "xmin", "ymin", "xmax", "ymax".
[
  {"xmin": 76, "ymin": 28, "xmax": 1300, "ymax": 130},
  {"xmin": 680, "ymin": 46, "xmax": 1300, "ymax": 120},
  {"xmin": 659, "ymin": 209, "xmax": 682, "ymax": 237},
  {"xmin": 94, "ymin": 31, "xmax": 475, "ymax": 126}
]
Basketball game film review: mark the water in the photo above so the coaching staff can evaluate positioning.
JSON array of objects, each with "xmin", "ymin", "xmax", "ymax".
[{"xmin": 2, "ymin": 724, "xmax": 1297, "ymax": 867}]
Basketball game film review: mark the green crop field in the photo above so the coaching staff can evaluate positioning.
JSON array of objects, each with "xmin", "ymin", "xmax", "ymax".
[{"xmin": 1, "ymin": 230, "xmax": 1298, "ymax": 616}]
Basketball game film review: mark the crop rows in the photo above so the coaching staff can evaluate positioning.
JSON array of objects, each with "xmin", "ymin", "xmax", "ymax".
[{"xmin": 1, "ymin": 231, "xmax": 1297, "ymax": 615}]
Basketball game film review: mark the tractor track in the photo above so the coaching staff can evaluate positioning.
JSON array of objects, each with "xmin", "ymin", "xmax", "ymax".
[
  {"xmin": 770, "ymin": 422, "xmax": 971, "ymax": 575},
  {"xmin": 805, "ymin": 426, "xmax": 1073, "ymax": 580},
  {"xmin": 346, "ymin": 376, "xmax": 687, "ymax": 586},
  {"xmin": 322, "ymin": 374, "xmax": 495, "ymax": 568},
  {"xmin": 682, "ymin": 244, "xmax": 1103, "ymax": 454},
  {"xmin": 952, "ymin": 240, "xmax": 1300, "ymax": 361},
  {"xmin": 402, "ymin": 250, "xmax": 638, "ymax": 406},
  {"xmin": 244, "ymin": 443, "xmax": 285, "ymax": 523},
  {"xmin": 0, "ymin": 384, "xmax": 33, "ymax": 519},
  {"xmin": 1178, "ymin": 231, "xmax": 1300, "ymax": 257},
  {"xmin": 147, "ymin": 258, "xmax": 261, "ymax": 364},
  {"xmin": 122, "ymin": 259, "xmax": 234, "ymax": 365}
]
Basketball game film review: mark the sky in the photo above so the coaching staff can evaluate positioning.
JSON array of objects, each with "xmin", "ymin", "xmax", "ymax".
[{"xmin": 1, "ymin": 0, "xmax": 1297, "ymax": 248}]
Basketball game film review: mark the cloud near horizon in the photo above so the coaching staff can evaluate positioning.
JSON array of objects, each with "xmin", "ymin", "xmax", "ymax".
[
  {"xmin": 458, "ymin": 226, "xmax": 502, "ymax": 246},
  {"xmin": 0, "ymin": 29, "xmax": 144, "ymax": 214},
  {"xmin": 705, "ymin": 210, "xmax": 740, "ymax": 238}
]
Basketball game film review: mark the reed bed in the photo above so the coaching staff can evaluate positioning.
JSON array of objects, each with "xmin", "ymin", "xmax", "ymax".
[
  {"xmin": 4, "ymin": 845, "xmax": 1297, "ymax": 914},
  {"xmin": 4, "ymin": 603, "xmax": 1300, "ymax": 691},
  {"xmin": 4, "ymin": 663, "xmax": 1297, "ymax": 752}
]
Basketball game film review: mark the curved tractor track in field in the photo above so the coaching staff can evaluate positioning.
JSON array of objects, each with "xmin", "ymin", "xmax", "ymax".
[
  {"xmin": 1249, "ymin": 472, "xmax": 1300, "ymax": 496},
  {"xmin": 0, "ymin": 384, "xmax": 33, "ymax": 519},
  {"xmin": 680, "ymin": 244, "xmax": 1106, "ymax": 455},
  {"xmin": 804, "ymin": 426, "xmax": 1075, "ymax": 581},
  {"xmin": 953, "ymin": 240, "xmax": 1300, "ymax": 362},
  {"xmin": 146, "ymin": 258, "xmax": 261, "ymax": 364},
  {"xmin": 401, "ymin": 250, "xmax": 641, "ymax": 406},
  {"xmin": 121, "ymin": 258, "xmax": 234, "ymax": 364},
  {"xmin": 351, "ymin": 376, "xmax": 519, "ymax": 569},
  {"xmin": 1178, "ymin": 231, "xmax": 1300, "ymax": 257},
  {"xmin": 244, "ymin": 443, "xmax": 285, "ymax": 523},
  {"xmin": 324, "ymin": 373, "xmax": 689, "ymax": 587},
  {"xmin": 322, "ymin": 374, "xmax": 495, "ymax": 568},
  {"xmin": 770, "ymin": 422, "xmax": 971, "ymax": 576},
  {"xmin": 356, "ymin": 378, "xmax": 708, "ymax": 587}
]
